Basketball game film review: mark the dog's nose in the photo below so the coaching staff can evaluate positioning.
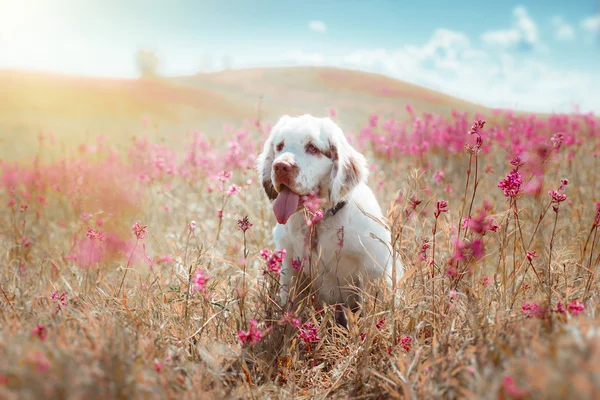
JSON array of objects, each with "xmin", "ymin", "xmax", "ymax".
[{"xmin": 273, "ymin": 161, "xmax": 295, "ymax": 176}]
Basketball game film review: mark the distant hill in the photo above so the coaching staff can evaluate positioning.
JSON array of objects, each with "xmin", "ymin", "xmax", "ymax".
[{"xmin": 0, "ymin": 66, "xmax": 487, "ymax": 160}]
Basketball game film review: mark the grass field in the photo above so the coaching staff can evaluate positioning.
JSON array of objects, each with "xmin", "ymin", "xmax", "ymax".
[{"xmin": 1, "ymin": 67, "xmax": 599, "ymax": 399}]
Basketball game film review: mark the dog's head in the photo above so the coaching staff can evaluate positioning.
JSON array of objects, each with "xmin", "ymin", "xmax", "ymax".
[{"xmin": 256, "ymin": 114, "xmax": 368, "ymax": 224}]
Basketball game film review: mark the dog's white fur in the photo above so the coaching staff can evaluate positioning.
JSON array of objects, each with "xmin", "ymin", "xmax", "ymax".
[{"xmin": 256, "ymin": 114, "xmax": 401, "ymax": 315}]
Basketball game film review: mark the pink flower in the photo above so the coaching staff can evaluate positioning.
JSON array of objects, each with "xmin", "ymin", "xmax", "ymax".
[
  {"xmin": 548, "ymin": 190, "xmax": 567, "ymax": 204},
  {"xmin": 86, "ymin": 228, "xmax": 104, "ymax": 241},
  {"xmin": 132, "ymin": 221, "xmax": 147, "ymax": 240},
  {"xmin": 434, "ymin": 200, "xmax": 448, "ymax": 218},
  {"xmin": 164, "ymin": 204, "xmax": 171, "ymax": 212},
  {"xmin": 551, "ymin": 132, "xmax": 564, "ymax": 149},
  {"xmin": 32, "ymin": 325, "xmax": 48, "ymax": 341},
  {"xmin": 51, "ymin": 292, "xmax": 67, "ymax": 310},
  {"xmin": 154, "ymin": 360, "xmax": 162, "ymax": 372},
  {"xmin": 27, "ymin": 351, "xmax": 52, "ymax": 373},
  {"xmin": 502, "ymin": 375, "xmax": 529, "ymax": 398},
  {"xmin": 192, "ymin": 269, "xmax": 209, "ymax": 293},
  {"xmin": 399, "ymin": 335, "xmax": 412, "ymax": 352},
  {"xmin": 237, "ymin": 216, "xmax": 252, "ymax": 232},
  {"xmin": 307, "ymin": 209, "xmax": 324, "ymax": 226},
  {"xmin": 226, "ymin": 184, "xmax": 241, "ymax": 196},
  {"xmin": 238, "ymin": 319, "xmax": 263, "ymax": 346},
  {"xmin": 188, "ymin": 220, "xmax": 196, "ymax": 232},
  {"xmin": 470, "ymin": 239, "xmax": 485, "ymax": 259},
  {"xmin": 299, "ymin": 322, "xmax": 320, "ymax": 344},
  {"xmin": 464, "ymin": 208, "xmax": 497, "ymax": 235},
  {"xmin": 433, "ymin": 170, "xmax": 445, "ymax": 184},
  {"xmin": 279, "ymin": 312, "xmax": 302, "ymax": 328},
  {"xmin": 20, "ymin": 203, "xmax": 28, "ymax": 213},
  {"xmin": 301, "ymin": 192, "xmax": 324, "ymax": 213},
  {"xmin": 291, "ymin": 258, "xmax": 303, "ymax": 271},
  {"xmin": 521, "ymin": 301, "xmax": 545, "ymax": 319},
  {"xmin": 567, "ymin": 300, "xmax": 585, "ymax": 316},
  {"xmin": 217, "ymin": 170, "xmax": 232, "ymax": 183},
  {"xmin": 376, "ymin": 317, "xmax": 386, "ymax": 329},
  {"xmin": 369, "ymin": 114, "xmax": 379, "ymax": 128},
  {"xmin": 22, "ymin": 236, "xmax": 30, "ymax": 247},
  {"xmin": 260, "ymin": 248, "xmax": 286, "ymax": 275},
  {"xmin": 498, "ymin": 168, "xmax": 523, "ymax": 199},
  {"xmin": 526, "ymin": 251, "xmax": 536, "ymax": 261}
]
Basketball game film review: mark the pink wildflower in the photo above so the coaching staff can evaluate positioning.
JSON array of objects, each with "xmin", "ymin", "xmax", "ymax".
[
  {"xmin": 51, "ymin": 292, "xmax": 67, "ymax": 310},
  {"xmin": 237, "ymin": 216, "xmax": 252, "ymax": 232},
  {"xmin": 551, "ymin": 132, "xmax": 564, "ymax": 149},
  {"xmin": 526, "ymin": 251, "xmax": 536, "ymax": 261},
  {"xmin": 434, "ymin": 200, "xmax": 448, "ymax": 218},
  {"xmin": 238, "ymin": 319, "xmax": 263, "ymax": 346},
  {"xmin": 301, "ymin": 191, "xmax": 324, "ymax": 213},
  {"xmin": 132, "ymin": 221, "xmax": 147, "ymax": 240},
  {"xmin": 299, "ymin": 322, "xmax": 320, "ymax": 344},
  {"xmin": 399, "ymin": 335, "xmax": 412, "ymax": 352},
  {"xmin": 86, "ymin": 228, "xmax": 104, "ymax": 241},
  {"xmin": 502, "ymin": 375, "xmax": 529, "ymax": 398},
  {"xmin": 27, "ymin": 351, "xmax": 52, "ymax": 373},
  {"xmin": 154, "ymin": 361, "xmax": 162, "ymax": 372},
  {"xmin": 217, "ymin": 170, "xmax": 232, "ymax": 183},
  {"xmin": 498, "ymin": 168, "xmax": 523, "ymax": 199},
  {"xmin": 470, "ymin": 239, "xmax": 485, "ymax": 259},
  {"xmin": 307, "ymin": 209, "xmax": 324, "ymax": 226},
  {"xmin": 192, "ymin": 269, "xmax": 209, "ymax": 293},
  {"xmin": 260, "ymin": 248, "xmax": 286, "ymax": 275},
  {"xmin": 32, "ymin": 325, "xmax": 48, "ymax": 341},
  {"xmin": 376, "ymin": 317, "xmax": 386, "ymax": 329},
  {"xmin": 279, "ymin": 312, "xmax": 302, "ymax": 328},
  {"xmin": 291, "ymin": 258, "xmax": 303, "ymax": 271},
  {"xmin": 22, "ymin": 236, "xmax": 30, "ymax": 247},
  {"xmin": 433, "ymin": 170, "xmax": 445, "ymax": 184},
  {"xmin": 521, "ymin": 301, "xmax": 545, "ymax": 319},
  {"xmin": 188, "ymin": 220, "xmax": 196, "ymax": 232},
  {"xmin": 567, "ymin": 300, "xmax": 585, "ymax": 316},
  {"xmin": 226, "ymin": 184, "xmax": 241, "ymax": 196}
]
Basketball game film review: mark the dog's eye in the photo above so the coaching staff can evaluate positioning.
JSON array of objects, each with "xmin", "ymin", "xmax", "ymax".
[
  {"xmin": 306, "ymin": 143, "xmax": 319, "ymax": 155},
  {"xmin": 276, "ymin": 142, "xmax": 284, "ymax": 152}
]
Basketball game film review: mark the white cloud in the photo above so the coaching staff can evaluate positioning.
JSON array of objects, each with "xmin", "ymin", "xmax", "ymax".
[
  {"xmin": 277, "ymin": 26, "xmax": 600, "ymax": 113},
  {"xmin": 582, "ymin": 14, "xmax": 600, "ymax": 32},
  {"xmin": 551, "ymin": 16, "xmax": 575, "ymax": 41},
  {"xmin": 308, "ymin": 20, "xmax": 327, "ymax": 33},
  {"xmin": 481, "ymin": 30, "xmax": 521, "ymax": 47},
  {"xmin": 482, "ymin": 6, "xmax": 539, "ymax": 49}
]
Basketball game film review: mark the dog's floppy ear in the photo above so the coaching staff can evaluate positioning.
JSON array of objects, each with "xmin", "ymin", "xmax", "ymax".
[
  {"xmin": 325, "ymin": 118, "xmax": 369, "ymax": 205},
  {"xmin": 256, "ymin": 115, "xmax": 291, "ymax": 200}
]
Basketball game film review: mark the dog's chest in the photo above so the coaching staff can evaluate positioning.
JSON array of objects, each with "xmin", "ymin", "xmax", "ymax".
[{"xmin": 285, "ymin": 213, "xmax": 354, "ymax": 270}]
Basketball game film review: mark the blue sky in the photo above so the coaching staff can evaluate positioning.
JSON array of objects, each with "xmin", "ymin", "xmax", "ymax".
[{"xmin": 1, "ymin": 0, "xmax": 599, "ymax": 112}]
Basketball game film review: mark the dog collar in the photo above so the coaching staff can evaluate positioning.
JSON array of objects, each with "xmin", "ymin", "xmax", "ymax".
[{"xmin": 327, "ymin": 200, "xmax": 347, "ymax": 216}]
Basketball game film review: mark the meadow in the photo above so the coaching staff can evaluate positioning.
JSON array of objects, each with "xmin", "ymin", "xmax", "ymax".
[{"xmin": 1, "ymin": 69, "xmax": 600, "ymax": 399}]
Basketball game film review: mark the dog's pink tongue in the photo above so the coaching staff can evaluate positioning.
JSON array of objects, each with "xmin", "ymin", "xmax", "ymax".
[{"xmin": 273, "ymin": 187, "xmax": 300, "ymax": 224}]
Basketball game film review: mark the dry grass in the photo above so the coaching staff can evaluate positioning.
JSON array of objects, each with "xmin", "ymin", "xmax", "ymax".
[{"xmin": 1, "ymin": 72, "xmax": 600, "ymax": 399}]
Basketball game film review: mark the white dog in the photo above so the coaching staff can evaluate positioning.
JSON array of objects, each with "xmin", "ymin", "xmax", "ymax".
[{"xmin": 256, "ymin": 114, "xmax": 401, "ymax": 324}]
